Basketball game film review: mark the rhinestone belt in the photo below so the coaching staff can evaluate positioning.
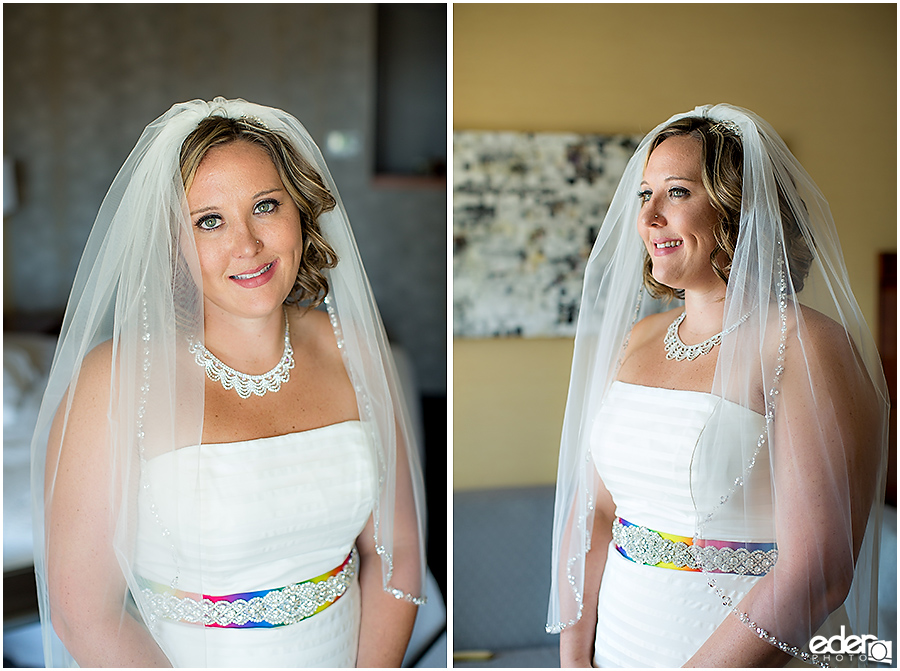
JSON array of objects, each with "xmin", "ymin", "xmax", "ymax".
[
  {"xmin": 612, "ymin": 518, "xmax": 777, "ymax": 576},
  {"xmin": 140, "ymin": 547, "xmax": 358, "ymax": 628}
]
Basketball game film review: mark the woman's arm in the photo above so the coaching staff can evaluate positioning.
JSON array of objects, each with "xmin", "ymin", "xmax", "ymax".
[
  {"xmin": 685, "ymin": 313, "xmax": 882, "ymax": 667},
  {"xmin": 559, "ymin": 481, "xmax": 616, "ymax": 668},
  {"xmin": 683, "ymin": 592, "xmax": 794, "ymax": 667},
  {"xmin": 355, "ymin": 512, "xmax": 419, "ymax": 667},
  {"xmin": 355, "ymin": 416, "xmax": 422, "ymax": 668},
  {"xmin": 45, "ymin": 343, "xmax": 171, "ymax": 667}
]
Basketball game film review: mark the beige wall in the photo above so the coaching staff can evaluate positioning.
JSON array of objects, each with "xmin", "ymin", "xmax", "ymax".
[{"xmin": 453, "ymin": 3, "xmax": 896, "ymax": 490}]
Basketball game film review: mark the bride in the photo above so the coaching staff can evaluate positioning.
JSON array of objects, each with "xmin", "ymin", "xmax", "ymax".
[
  {"xmin": 32, "ymin": 98, "xmax": 426, "ymax": 667},
  {"xmin": 548, "ymin": 105, "xmax": 888, "ymax": 667}
]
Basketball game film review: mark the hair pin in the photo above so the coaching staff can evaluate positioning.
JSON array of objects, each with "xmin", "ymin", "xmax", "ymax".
[
  {"xmin": 710, "ymin": 119, "xmax": 742, "ymax": 137},
  {"xmin": 240, "ymin": 114, "xmax": 268, "ymax": 129}
]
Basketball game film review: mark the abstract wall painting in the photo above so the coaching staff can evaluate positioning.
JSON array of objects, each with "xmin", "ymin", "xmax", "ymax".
[{"xmin": 453, "ymin": 131, "xmax": 641, "ymax": 338}]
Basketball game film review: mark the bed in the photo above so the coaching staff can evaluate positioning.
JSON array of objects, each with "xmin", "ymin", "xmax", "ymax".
[{"xmin": 4, "ymin": 331, "xmax": 57, "ymax": 625}]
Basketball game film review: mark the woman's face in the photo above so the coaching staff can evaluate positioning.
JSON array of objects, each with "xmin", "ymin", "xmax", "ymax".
[
  {"xmin": 187, "ymin": 140, "xmax": 303, "ymax": 322},
  {"xmin": 637, "ymin": 135, "xmax": 723, "ymax": 295}
]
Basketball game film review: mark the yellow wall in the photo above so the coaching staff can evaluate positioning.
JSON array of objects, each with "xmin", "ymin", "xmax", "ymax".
[{"xmin": 453, "ymin": 3, "xmax": 896, "ymax": 490}]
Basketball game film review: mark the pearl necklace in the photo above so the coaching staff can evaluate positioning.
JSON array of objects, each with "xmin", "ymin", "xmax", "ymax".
[
  {"xmin": 189, "ymin": 310, "xmax": 295, "ymax": 398},
  {"xmin": 663, "ymin": 311, "xmax": 751, "ymax": 361}
]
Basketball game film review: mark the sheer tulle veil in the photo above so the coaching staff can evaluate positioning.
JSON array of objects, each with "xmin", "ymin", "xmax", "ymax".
[
  {"xmin": 547, "ymin": 103, "xmax": 888, "ymax": 666},
  {"xmin": 31, "ymin": 97, "xmax": 427, "ymax": 667}
]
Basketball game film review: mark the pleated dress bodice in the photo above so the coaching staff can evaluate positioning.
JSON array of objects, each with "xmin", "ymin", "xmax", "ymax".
[
  {"xmin": 134, "ymin": 420, "xmax": 377, "ymax": 668},
  {"xmin": 589, "ymin": 381, "xmax": 848, "ymax": 667}
]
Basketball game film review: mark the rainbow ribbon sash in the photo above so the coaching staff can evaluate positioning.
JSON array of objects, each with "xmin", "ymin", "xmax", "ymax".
[
  {"xmin": 139, "ymin": 547, "xmax": 358, "ymax": 628},
  {"xmin": 613, "ymin": 517, "xmax": 777, "ymax": 576}
]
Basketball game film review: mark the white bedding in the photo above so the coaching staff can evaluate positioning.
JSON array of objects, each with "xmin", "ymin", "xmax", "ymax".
[{"xmin": 4, "ymin": 332, "xmax": 57, "ymax": 572}]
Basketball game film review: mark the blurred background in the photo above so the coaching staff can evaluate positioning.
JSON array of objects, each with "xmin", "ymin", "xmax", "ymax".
[
  {"xmin": 3, "ymin": 3, "xmax": 446, "ymax": 667},
  {"xmin": 452, "ymin": 4, "xmax": 896, "ymax": 666}
]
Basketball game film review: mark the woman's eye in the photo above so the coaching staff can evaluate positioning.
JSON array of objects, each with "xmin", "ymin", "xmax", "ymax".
[
  {"xmin": 637, "ymin": 190, "xmax": 652, "ymax": 203},
  {"xmin": 254, "ymin": 199, "xmax": 280, "ymax": 215},
  {"xmin": 668, "ymin": 187, "xmax": 689, "ymax": 198},
  {"xmin": 196, "ymin": 215, "xmax": 222, "ymax": 231}
]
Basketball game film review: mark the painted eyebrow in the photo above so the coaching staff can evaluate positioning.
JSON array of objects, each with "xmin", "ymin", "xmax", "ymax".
[
  {"xmin": 189, "ymin": 187, "xmax": 285, "ymax": 216},
  {"xmin": 640, "ymin": 176, "xmax": 700, "ymax": 186}
]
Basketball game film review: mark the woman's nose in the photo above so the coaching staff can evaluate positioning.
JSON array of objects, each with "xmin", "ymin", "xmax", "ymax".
[
  {"xmin": 232, "ymin": 221, "xmax": 260, "ymax": 257},
  {"xmin": 639, "ymin": 203, "xmax": 664, "ymax": 228}
]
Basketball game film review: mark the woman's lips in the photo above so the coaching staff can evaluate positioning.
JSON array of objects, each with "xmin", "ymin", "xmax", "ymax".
[
  {"xmin": 229, "ymin": 260, "xmax": 277, "ymax": 288},
  {"xmin": 652, "ymin": 239, "xmax": 682, "ymax": 257}
]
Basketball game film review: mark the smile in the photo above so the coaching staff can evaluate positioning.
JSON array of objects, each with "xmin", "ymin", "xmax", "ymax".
[
  {"xmin": 654, "ymin": 240, "xmax": 682, "ymax": 249},
  {"xmin": 231, "ymin": 261, "xmax": 275, "ymax": 280}
]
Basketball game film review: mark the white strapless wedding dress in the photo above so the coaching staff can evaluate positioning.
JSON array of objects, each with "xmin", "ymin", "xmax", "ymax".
[
  {"xmin": 133, "ymin": 420, "xmax": 376, "ymax": 668},
  {"xmin": 590, "ymin": 381, "xmax": 848, "ymax": 668}
]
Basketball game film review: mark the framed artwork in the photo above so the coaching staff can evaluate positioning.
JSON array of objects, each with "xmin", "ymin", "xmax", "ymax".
[{"xmin": 453, "ymin": 131, "xmax": 641, "ymax": 338}]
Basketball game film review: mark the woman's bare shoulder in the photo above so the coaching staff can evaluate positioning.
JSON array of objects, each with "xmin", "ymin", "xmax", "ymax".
[
  {"xmin": 788, "ymin": 305, "xmax": 855, "ymax": 359},
  {"xmin": 796, "ymin": 305, "xmax": 849, "ymax": 337},
  {"xmin": 47, "ymin": 340, "xmax": 116, "ymax": 461},
  {"xmin": 782, "ymin": 305, "xmax": 867, "ymax": 387},
  {"xmin": 70, "ymin": 339, "xmax": 115, "ymax": 397}
]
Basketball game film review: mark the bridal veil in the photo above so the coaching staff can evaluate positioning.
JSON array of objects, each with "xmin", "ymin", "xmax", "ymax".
[
  {"xmin": 31, "ymin": 97, "xmax": 427, "ymax": 667},
  {"xmin": 547, "ymin": 104, "xmax": 889, "ymax": 666}
]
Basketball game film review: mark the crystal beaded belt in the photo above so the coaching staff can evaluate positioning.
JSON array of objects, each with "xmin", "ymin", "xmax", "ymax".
[
  {"xmin": 612, "ymin": 518, "xmax": 777, "ymax": 576},
  {"xmin": 140, "ymin": 548, "xmax": 358, "ymax": 628}
]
